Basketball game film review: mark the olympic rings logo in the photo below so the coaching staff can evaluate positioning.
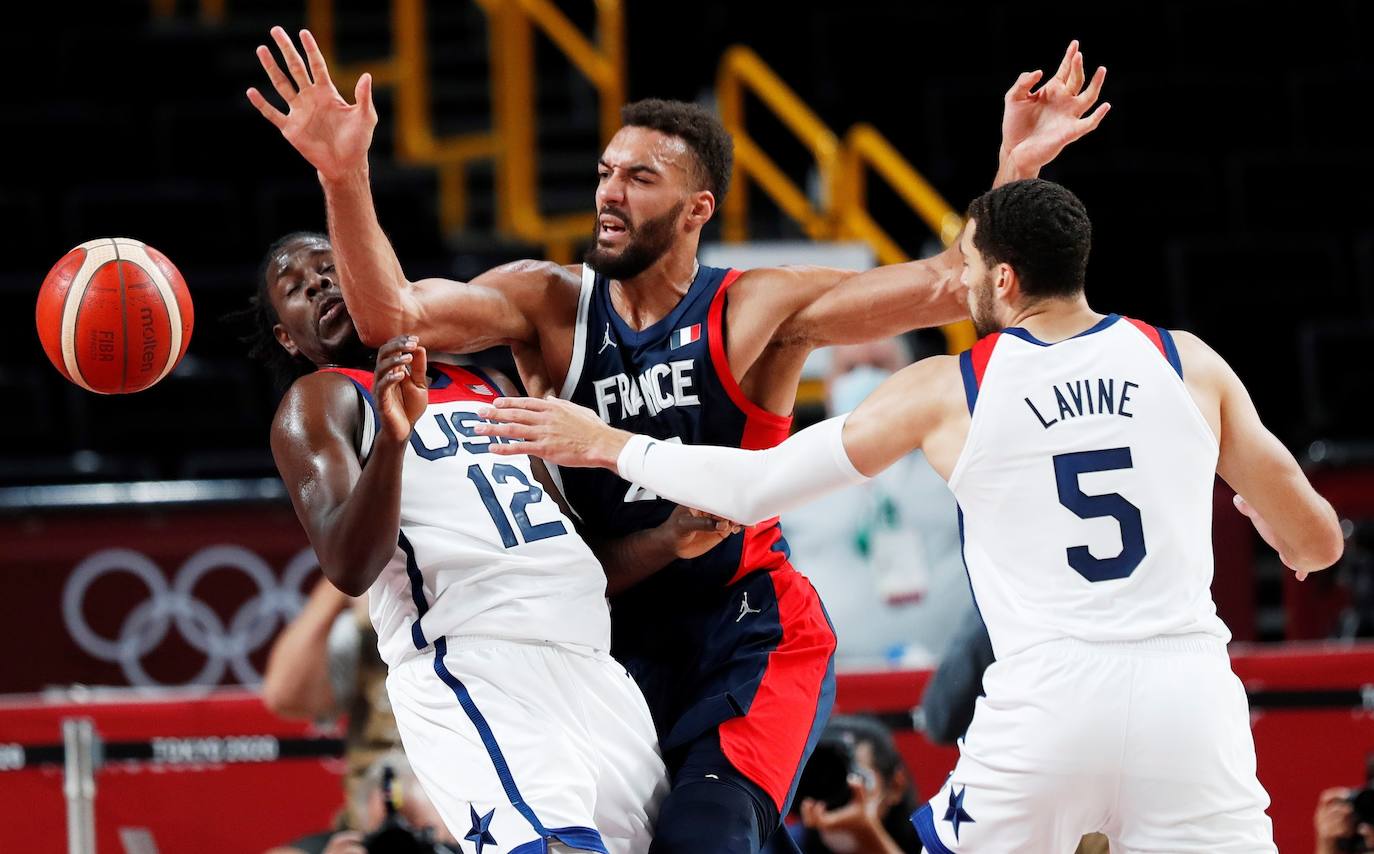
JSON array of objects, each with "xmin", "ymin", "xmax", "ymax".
[{"xmin": 61, "ymin": 545, "xmax": 320, "ymax": 688}]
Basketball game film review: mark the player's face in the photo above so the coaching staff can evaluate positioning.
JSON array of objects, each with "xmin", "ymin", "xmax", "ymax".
[
  {"xmin": 586, "ymin": 126, "xmax": 695, "ymax": 280},
  {"xmin": 961, "ymin": 220, "xmax": 1003, "ymax": 339},
  {"xmin": 266, "ymin": 238, "xmax": 362, "ymax": 366}
]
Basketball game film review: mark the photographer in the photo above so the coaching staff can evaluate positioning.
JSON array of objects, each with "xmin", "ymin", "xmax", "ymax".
[
  {"xmin": 788, "ymin": 715, "xmax": 922, "ymax": 854},
  {"xmin": 1316, "ymin": 787, "xmax": 1374, "ymax": 854},
  {"xmin": 266, "ymin": 750, "xmax": 458, "ymax": 854}
]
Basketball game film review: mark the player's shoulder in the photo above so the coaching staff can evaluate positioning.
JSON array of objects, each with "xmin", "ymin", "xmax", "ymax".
[{"xmin": 272, "ymin": 370, "xmax": 363, "ymax": 439}]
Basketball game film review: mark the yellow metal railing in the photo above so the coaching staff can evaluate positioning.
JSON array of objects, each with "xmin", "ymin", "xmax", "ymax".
[
  {"xmin": 716, "ymin": 45, "xmax": 972, "ymax": 352},
  {"xmin": 716, "ymin": 46, "xmax": 840, "ymax": 243},
  {"xmin": 479, "ymin": 0, "xmax": 624, "ymax": 263},
  {"xmin": 307, "ymin": 0, "xmax": 498, "ymax": 235},
  {"xmin": 304, "ymin": 0, "xmax": 621, "ymax": 262}
]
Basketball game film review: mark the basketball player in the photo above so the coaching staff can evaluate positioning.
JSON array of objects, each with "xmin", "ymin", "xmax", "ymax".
[
  {"xmin": 247, "ymin": 28, "xmax": 1108, "ymax": 853},
  {"xmin": 249, "ymin": 230, "xmax": 752, "ymax": 852},
  {"xmin": 472, "ymin": 179, "xmax": 1345, "ymax": 853}
]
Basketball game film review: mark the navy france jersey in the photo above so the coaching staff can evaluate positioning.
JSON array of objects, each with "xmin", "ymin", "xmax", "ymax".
[
  {"xmin": 556, "ymin": 263, "xmax": 795, "ymax": 600},
  {"xmin": 557, "ymin": 264, "xmax": 838, "ymax": 814}
]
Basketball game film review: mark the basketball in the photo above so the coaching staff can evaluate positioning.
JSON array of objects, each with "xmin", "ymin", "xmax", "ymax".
[{"xmin": 35, "ymin": 237, "xmax": 193, "ymax": 394}]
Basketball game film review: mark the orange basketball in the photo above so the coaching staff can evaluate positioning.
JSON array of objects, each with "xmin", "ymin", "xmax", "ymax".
[{"xmin": 35, "ymin": 238, "xmax": 193, "ymax": 394}]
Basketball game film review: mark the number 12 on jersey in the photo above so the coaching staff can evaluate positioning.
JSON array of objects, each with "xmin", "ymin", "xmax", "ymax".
[
  {"xmin": 466, "ymin": 464, "xmax": 568, "ymax": 547},
  {"xmin": 1053, "ymin": 447, "xmax": 1147, "ymax": 582}
]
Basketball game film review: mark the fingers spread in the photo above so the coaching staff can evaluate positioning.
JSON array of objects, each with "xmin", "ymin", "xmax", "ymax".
[
  {"xmin": 1077, "ymin": 101, "xmax": 1111, "ymax": 134},
  {"xmin": 1006, "ymin": 69, "xmax": 1043, "ymax": 101},
  {"xmin": 270, "ymin": 25, "xmax": 313, "ymax": 90},
  {"xmin": 245, "ymin": 88, "xmax": 287, "ymax": 129},
  {"xmin": 256, "ymin": 44, "xmax": 298, "ymax": 103},
  {"xmin": 1053, "ymin": 40, "xmax": 1079, "ymax": 82},
  {"xmin": 1077, "ymin": 65, "xmax": 1107, "ymax": 110},
  {"xmin": 299, "ymin": 29, "xmax": 334, "ymax": 89}
]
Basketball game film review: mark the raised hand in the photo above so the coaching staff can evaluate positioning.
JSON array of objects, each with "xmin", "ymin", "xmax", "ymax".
[
  {"xmin": 246, "ymin": 26, "xmax": 377, "ymax": 181},
  {"xmin": 998, "ymin": 40, "xmax": 1110, "ymax": 182},
  {"xmin": 373, "ymin": 336, "xmax": 428, "ymax": 443},
  {"xmin": 474, "ymin": 396, "xmax": 631, "ymax": 471}
]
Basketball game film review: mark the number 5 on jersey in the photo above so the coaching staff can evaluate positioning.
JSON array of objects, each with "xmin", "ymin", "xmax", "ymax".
[{"xmin": 1053, "ymin": 447, "xmax": 1146, "ymax": 582}]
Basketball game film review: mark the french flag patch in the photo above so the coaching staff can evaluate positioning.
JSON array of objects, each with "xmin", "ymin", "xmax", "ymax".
[{"xmin": 670, "ymin": 324, "xmax": 701, "ymax": 349}]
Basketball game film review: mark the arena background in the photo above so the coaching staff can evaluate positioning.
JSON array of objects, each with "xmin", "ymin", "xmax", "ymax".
[{"xmin": 2, "ymin": 1, "xmax": 1371, "ymax": 851}]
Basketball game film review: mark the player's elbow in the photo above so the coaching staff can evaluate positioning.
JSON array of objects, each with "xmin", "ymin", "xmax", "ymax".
[
  {"xmin": 1290, "ymin": 506, "xmax": 1345, "ymax": 573},
  {"xmin": 350, "ymin": 307, "xmax": 407, "ymax": 349}
]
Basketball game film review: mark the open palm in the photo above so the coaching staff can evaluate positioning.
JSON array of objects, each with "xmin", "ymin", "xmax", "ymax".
[
  {"xmin": 1001, "ymin": 41, "xmax": 1110, "ymax": 175},
  {"xmin": 246, "ymin": 27, "xmax": 377, "ymax": 181}
]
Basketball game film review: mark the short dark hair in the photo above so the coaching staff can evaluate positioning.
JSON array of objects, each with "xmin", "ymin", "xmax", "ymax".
[
  {"xmin": 225, "ymin": 231, "xmax": 326, "ymax": 391},
  {"xmin": 621, "ymin": 98, "xmax": 733, "ymax": 204},
  {"xmin": 966, "ymin": 179, "xmax": 1092, "ymax": 298}
]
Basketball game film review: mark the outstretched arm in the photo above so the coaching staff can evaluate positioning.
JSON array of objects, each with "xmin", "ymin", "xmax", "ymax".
[
  {"xmin": 739, "ymin": 43, "xmax": 1109, "ymax": 349},
  {"xmin": 272, "ymin": 337, "xmax": 429, "ymax": 596},
  {"xmin": 474, "ymin": 357, "xmax": 958, "ymax": 524},
  {"xmin": 247, "ymin": 27, "xmax": 558, "ymax": 351},
  {"xmin": 1176, "ymin": 332, "xmax": 1343, "ymax": 577}
]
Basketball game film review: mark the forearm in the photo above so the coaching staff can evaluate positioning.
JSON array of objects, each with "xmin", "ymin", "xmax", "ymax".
[
  {"xmin": 589, "ymin": 527, "xmax": 679, "ymax": 597},
  {"xmin": 320, "ymin": 167, "xmax": 414, "ymax": 346},
  {"xmin": 616, "ymin": 416, "xmax": 868, "ymax": 526},
  {"xmin": 261, "ymin": 583, "xmax": 347, "ymax": 717},
  {"xmin": 314, "ymin": 437, "xmax": 408, "ymax": 596},
  {"xmin": 786, "ymin": 248, "xmax": 967, "ymax": 347}
]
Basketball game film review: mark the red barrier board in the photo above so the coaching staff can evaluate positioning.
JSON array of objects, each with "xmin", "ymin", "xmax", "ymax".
[
  {"xmin": 0, "ymin": 690, "xmax": 345, "ymax": 853},
  {"xmin": 0, "ymin": 504, "xmax": 318, "ymax": 694}
]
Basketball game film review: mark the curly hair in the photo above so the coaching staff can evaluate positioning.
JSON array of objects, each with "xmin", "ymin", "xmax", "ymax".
[
  {"xmin": 224, "ymin": 231, "xmax": 326, "ymax": 392},
  {"xmin": 966, "ymin": 179, "xmax": 1092, "ymax": 299},
  {"xmin": 621, "ymin": 98, "xmax": 734, "ymax": 204}
]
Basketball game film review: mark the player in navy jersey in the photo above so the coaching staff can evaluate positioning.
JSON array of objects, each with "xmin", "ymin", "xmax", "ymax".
[{"xmin": 249, "ymin": 28, "xmax": 1109, "ymax": 853}]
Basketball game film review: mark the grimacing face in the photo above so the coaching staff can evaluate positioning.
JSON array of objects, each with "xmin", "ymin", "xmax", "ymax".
[
  {"xmin": 961, "ymin": 219, "xmax": 1002, "ymax": 339},
  {"xmin": 585, "ymin": 125, "xmax": 700, "ymax": 280},
  {"xmin": 267, "ymin": 237, "xmax": 362, "ymax": 367}
]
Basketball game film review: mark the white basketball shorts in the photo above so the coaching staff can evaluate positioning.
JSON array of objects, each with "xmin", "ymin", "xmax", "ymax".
[
  {"xmin": 913, "ymin": 634, "xmax": 1276, "ymax": 853},
  {"xmin": 387, "ymin": 636, "xmax": 668, "ymax": 853}
]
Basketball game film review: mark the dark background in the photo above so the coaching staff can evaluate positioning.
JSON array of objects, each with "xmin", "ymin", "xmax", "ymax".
[{"xmin": 3, "ymin": 0, "xmax": 1370, "ymax": 483}]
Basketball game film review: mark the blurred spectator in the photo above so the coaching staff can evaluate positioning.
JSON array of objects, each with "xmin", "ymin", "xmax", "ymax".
[
  {"xmin": 1315, "ymin": 785, "xmax": 1374, "ymax": 854},
  {"xmin": 262, "ymin": 577, "xmax": 402, "ymax": 832},
  {"xmin": 784, "ymin": 339, "xmax": 970, "ymax": 666},
  {"xmin": 784, "ymin": 715, "xmax": 922, "ymax": 853},
  {"xmin": 265, "ymin": 749, "xmax": 459, "ymax": 854}
]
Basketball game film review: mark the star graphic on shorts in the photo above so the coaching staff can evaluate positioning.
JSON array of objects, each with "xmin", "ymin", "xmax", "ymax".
[
  {"xmin": 943, "ymin": 785, "xmax": 975, "ymax": 842},
  {"xmin": 465, "ymin": 804, "xmax": 498, "ymax": 853}
]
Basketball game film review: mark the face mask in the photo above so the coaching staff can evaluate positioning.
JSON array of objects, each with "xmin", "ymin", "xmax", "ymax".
[
  {"xmin": 819, "ymin": 830, "xmax": 860, "ymax": 853},
  {"xmin": 829, "ymin": 365, "xmax": 891, "ymax": 415}
]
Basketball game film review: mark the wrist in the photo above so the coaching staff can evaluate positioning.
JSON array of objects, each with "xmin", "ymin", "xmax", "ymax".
[
  {"xmin": 595, "ymin": 429, "xmax": 634, "ymax": 470},
  {"xmin": 318, "ymin": 162, "xmax": 370, "ymax": 190}
]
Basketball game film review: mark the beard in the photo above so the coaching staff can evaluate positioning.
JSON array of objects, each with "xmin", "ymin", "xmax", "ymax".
[
  {"xmin": 584, "ymin": 199, "xmax": 686, "ymax": 280},
  {"xmin": 970, "ymin": 274, "xmax": 1003, "ymax": 338}
]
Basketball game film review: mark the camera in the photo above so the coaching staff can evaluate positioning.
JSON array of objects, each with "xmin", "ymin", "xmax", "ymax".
[
  {"xmin": 362, "ymin": 766, "xmax": 458, "ymax": 854},
  {"xmin": 791, "ymin": 732, "xmax": 876, "ymax": 812},
  {"xmin": 1337, "ymin": 787, "xmax": 1374, "ymax": 853}
]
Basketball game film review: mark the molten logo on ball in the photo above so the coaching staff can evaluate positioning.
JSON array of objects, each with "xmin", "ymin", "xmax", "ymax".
[{"xmin": 35, "ymin": 237, "xmax": 194, "ymax": 395}]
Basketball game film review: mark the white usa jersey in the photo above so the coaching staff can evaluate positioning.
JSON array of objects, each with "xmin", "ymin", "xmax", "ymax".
[
  {"xmin": 947, "ymin": 314, "xmax": 1230, "ymax": 660},
  {"xmin": 323, "ymin": 363, "xmax": 611, "ymax": 668}
]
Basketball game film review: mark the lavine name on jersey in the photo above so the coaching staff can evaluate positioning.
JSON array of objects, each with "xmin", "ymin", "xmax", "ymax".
[
  {"xmin": 592, "ymin": 359, "xmax": 700, "ymax": 423},
  {"xmin": 1024, "ymin": 376, "xmax": 1140, "ymax": 430}
]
